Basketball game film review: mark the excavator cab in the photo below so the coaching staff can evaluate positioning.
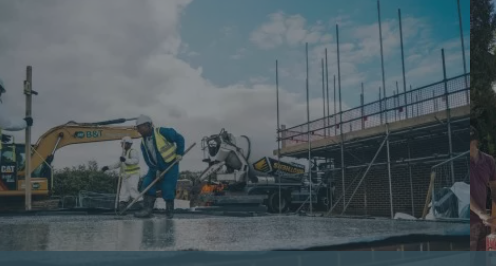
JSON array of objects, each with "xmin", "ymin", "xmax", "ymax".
[
  {"xmin": 0, "ymin": 144, "xmax": 18, "ymax": 191},
  {"xmin": 0, "ymin": 143, "xmax": 52, "ymax": 196}
]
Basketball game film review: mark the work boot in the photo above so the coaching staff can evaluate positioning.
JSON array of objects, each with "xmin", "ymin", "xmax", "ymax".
[
  {"xmin": 133, "ymin": 200, "xmax": 144, "ymax": 211},
  {"xmin": 165, "ymin": 200, "xmax": 174, "ymax": 219},
  {"xmin": 134, "ymin": 195, "xmax": 156, "ymax": 218},
  {"xmin": 118, "ymin": 201, "xmax": 128, "ymax": 215}
]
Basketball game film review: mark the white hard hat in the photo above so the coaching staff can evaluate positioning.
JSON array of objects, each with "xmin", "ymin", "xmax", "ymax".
[
  {"xmin": 136, "ymin": 114, "xmax": 152, "ymax": 127},
  {"xmin": 121, "ymin": 136, "xmax": 133, "ymax": 144}
]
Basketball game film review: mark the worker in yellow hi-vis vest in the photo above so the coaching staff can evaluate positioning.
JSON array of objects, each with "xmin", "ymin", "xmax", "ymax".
[
  {"xmin": 102, "ymin": 136, "xmax": 141, "ymax": 214},
  {"xmin": 0, "ymin": 78, "xmax": 33, "ymax": 166},
  {"xmin": 133, "ymin": 114, "xmax": 185, "ymax": 219}
]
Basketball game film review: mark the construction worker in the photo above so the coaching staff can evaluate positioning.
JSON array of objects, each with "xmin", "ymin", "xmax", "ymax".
[
  {"xmin": 101, "ymin": 136, "xmax": 141, "ymax": 213},
  {"xmin": 0, "ymin": 78, "xmax": 33, "ymax": 165},
  {"xmin": 133, "ymin": 114, "xmax": 185, "ymax": 219}
]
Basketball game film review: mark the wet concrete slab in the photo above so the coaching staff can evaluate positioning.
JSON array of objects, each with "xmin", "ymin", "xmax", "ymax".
[{"xmin": 0, "ymin": 212, "xmax": 468, "ymax": 251}]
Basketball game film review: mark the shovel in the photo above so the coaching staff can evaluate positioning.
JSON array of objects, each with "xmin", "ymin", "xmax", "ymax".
[
  {"xmin": 114, "ymin": 175, "xmax": 122, "ymax": 213},
  {"xmin": 114, "ymin": 148, "xmax": 126, "ymax": 214},
  {"xmin": 119, "ymin": 142, "xmax": 196, "ymax": 215}
]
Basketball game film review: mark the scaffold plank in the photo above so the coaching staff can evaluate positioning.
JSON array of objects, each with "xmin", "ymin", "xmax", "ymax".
[{"xmin": 274, "ymin": 105, "xmax": 469, "ymax": 157}]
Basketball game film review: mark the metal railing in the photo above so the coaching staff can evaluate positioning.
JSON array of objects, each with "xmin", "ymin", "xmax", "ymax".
[{"xmin": 278, "ymin": 73, "xmax": 470, "ymax": 147}]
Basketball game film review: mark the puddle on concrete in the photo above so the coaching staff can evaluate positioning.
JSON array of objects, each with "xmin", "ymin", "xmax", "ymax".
[{"xmin": 0, "ymin": 215, "xmax": 467, "ymax": 251}]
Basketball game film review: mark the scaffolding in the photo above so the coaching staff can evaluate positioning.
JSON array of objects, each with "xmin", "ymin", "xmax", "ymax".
[{"xmin": 274, "ymin": 52, "xmax": 470, "ymax": 219}]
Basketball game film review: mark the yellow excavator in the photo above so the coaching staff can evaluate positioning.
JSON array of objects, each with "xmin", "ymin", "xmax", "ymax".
[{"xmin": 0, "ymin": 118, "xmax": 141, "ymax": 200}]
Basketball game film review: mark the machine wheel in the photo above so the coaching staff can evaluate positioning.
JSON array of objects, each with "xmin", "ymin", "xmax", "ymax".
[
  {"xmin": 317, "ymin": 188, "xmax": 332, "ymax": 211},
  {"xmin": 267, "ymin": 190, "xmax": 289, "ymax": 213}
]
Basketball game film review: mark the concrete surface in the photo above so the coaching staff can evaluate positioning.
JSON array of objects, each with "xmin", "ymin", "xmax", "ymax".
[
  {"xmin": 0, "ymin": 213, "xmax": 468, "ymax": 251},
  {"xmin": 155, "ymin": 199, "xmax": 190, "ymax": 209}
]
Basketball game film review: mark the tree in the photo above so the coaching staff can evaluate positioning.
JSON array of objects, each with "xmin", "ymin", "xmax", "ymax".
[
  {"xmin": 52, "ymin": 160, "xmax": 118, "ymax": 197},
  {"xmin": 471, "ymin": 0, "xmax": 496, "ymax": 155}
]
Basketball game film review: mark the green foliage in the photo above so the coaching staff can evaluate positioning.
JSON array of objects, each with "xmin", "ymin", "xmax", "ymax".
[
  {"xmin": 471, "ymin": 0, "xmax": 496, "ymax": 155},
  {"xmin": 51, "ymin": 161, "xmax": 202, "ymax": 198},
  {"xmin": 488, "ymin": 134, "xmax": 495, "ymax": 155},
  {"xmin": 52, "ymin": 160, "xmax": 118, "ymax": 197}
]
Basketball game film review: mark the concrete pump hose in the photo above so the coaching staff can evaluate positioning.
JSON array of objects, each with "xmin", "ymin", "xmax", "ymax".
[{"xmin": 239, "ymin": 135, "xmax": 251, "ymax": 161}]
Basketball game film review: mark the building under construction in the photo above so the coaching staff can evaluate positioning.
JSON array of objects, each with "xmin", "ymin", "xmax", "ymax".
[{"xmin": 274, "ymin": 69, "xmax": 470, "ymax": 219}]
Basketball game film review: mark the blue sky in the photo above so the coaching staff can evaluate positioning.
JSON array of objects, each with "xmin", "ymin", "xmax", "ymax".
[{"xmin": 177, "ymin": 0, "xmax": 470, "ymax": 110}]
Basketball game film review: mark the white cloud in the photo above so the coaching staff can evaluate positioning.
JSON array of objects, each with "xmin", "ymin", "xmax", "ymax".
[
  {"xmin": 221, "ymin": 26, "xmax": 237, "ymax": 37},
  {"xmin": 249, "ymin": 76, "xmax": 269, "ymax": 84},
  {"xmin": 0, "ymin": 0, "xmax": 334, "ymax": 173},
  {"xmin": 343, "ymin": 16, "xmax": 431, "ymax": 64},
  {"xmin": 249, "ymin": 11, "xmax": 327, "ymax": 50},
  {"xmin": 319, "ymin": 34, "xmax": 332, "ymax": 43},
  {"xmin": 229, "ymin": 48, "xmax": 247, "ymax": 60},
  {"xmin": 187, "ymin": 51, "xmax": 199, "ymax": 57},
  {"xmin": 330, "ymin": 14, "xmax": 353, "ymax": 27}
]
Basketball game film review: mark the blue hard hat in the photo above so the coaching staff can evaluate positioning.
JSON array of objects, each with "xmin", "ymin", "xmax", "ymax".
[{"xmin": 0, "ymin": 79, "xmax": 5, "ymax": 93}]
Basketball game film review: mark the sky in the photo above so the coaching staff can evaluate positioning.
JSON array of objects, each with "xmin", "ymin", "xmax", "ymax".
[{"xmin": 0, "ymin": 0, "xmax": 470, "ymax": 174}]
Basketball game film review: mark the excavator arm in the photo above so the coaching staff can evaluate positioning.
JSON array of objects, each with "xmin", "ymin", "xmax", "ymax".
[{"xmin": 16, "ymin": 118, "xmax": 142, "ymax": 176}]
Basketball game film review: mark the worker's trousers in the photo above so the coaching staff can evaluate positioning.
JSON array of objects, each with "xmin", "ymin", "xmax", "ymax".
[
  {"xmin": 141, "ymin": 163, "xmax": 179, "ymax": 201},
  {"xmin": 119, "ymin": 173, "xmax": 140, "ymax": 202}
]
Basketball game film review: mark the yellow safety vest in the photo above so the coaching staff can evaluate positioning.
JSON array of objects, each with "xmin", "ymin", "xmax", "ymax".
[
  {"xmin": 142, "ymin": 127, "xmax": 176, "ymax": 164},
  {"xmin": 123, "ymin": 148, "xmax": 140, "ymax": 175}
]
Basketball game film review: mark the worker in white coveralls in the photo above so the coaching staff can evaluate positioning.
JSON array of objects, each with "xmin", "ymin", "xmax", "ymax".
[
  {"xmin": 101, "ymin": 136, "xmax": 141, "ymax": 214},
  {"xmin": 0, "ymin": 78, "xmax": 33, "ymax": 166}
]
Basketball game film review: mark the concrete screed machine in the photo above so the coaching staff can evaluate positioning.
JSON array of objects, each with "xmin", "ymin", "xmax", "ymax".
[{"xmin": 196, "ymin": 128, "xmax": 336, "ymax": 213}]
